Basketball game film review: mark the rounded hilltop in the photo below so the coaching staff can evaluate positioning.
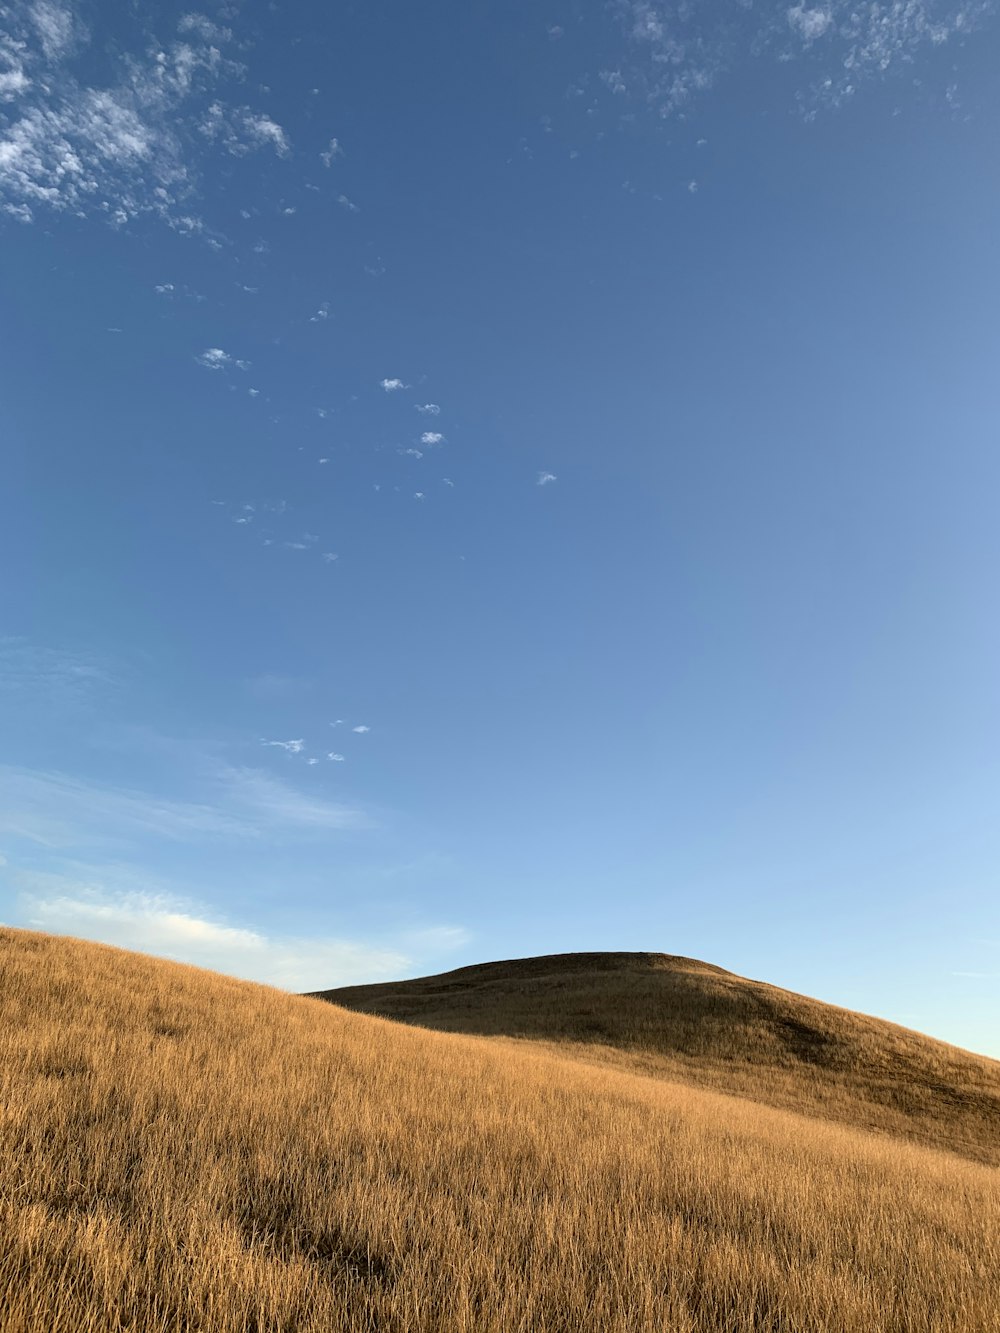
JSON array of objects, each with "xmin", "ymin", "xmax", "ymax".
[{"xmin": 312, "ymin": 947, "xmax": 1000, "ymax": 1165}]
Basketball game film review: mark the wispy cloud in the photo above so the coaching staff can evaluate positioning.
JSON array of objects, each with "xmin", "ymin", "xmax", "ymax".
[
  {"xmin": 420, "ymin": 431, "xmax": 444, "ymax": 445},
  {"xmin": 337, "ymin": 193, "xmax": 359, "ymax": 212},
  {"xmin": 416, "ymin": 402, "xmax": 441, "ymax": 415},
  {"xmin": 260, "ymin": 738, "xmax": 306, "ymax": 754},
  {"xmin": 0, "ymin": 761, "xmax": 370, "ymax": 851},
  {"xmin": 787, "ymin": 6, "xmax": 834, "ymax": 41},
  {"xmin": 327, "ymin": 752, "xmax": 345, "ymax": 762},
  {"xmin": 197, "ymin": 347, "xmax": 250, "ymax": 371},
  {"xmin": 320, "ymin": 136, "xmax": 343, "ymax": 166},
  {"xmin": 220, "ymin": 767, "xmax": 365, "ymax": 830},
  {"xmin": 380, "ymin": 377, "xmax": 408, "ymax": 392},
  {"xmin": 0, "ymin": 7, "xmax": 290, "ymax": 225},
  {"xmin": 604, "ymin": 0, "xmax": 991, "ymax": 118},
  {"xmin": 0, "ymin": 638, "xmax": 114, "ymax": 702},
  {"xmin": 200, "ymin": 103, "xmax": 290, "ymax": 157},
  {"xmin": 12, "ymin": 874, "xmax": 409, "ymax": 990},
  {"xmin": 0, "ymin": 765, "xmax": 246, "ymax": 847},
  {"xmin": 352, "ymin": 725, "xmax": 370, "ymax": 734},
  {"xmin": 537, "ymin": 470, "xmax": 557, "ymax": 486},
  {"xmin": 6, "ymin": 857, "xmax": 470, "ymax": 990}
]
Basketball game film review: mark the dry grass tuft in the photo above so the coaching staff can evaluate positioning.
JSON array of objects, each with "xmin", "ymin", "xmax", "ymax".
[{"xmin": 2, "ymin": 929, "xmax": 998, "ymax": 1332}]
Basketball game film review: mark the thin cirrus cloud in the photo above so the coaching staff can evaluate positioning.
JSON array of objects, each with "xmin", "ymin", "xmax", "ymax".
[
  {"xmin": 260, "ymin": 738, "xmax": 306, "ymax": 754},
  {"xmin": 416, "ymin": 403, "xmax": 441, "ymax": 415},
  {"xmin": 0, "ymin": 638, "xmax": 114, "ymax": 702},
  {"xmin": 0, "ymin": 761, "xmax": 370, "ymax": 852},
  {"xmin": 0, "ymin": 2, "xmax": 291, "ymax": 226}
]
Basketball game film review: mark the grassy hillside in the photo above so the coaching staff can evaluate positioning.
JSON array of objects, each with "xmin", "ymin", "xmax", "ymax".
[
  {"xmin": 2, "ymin": 929, "xmax": 998, "ymax": 1333},
  {"xmin": 313, "ymin": 951, "xmax": 1000, "ymax": 1165}
]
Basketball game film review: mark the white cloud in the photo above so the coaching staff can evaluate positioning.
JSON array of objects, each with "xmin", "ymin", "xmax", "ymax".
[
  {"xmin": 154, "ymin": 282, "xmax": 175, "ymax": 294},
  {"xmin": 403, "ymin": 448, "xmax": 423, "ymax": 459},
  {"xmin": 29, "ymin": 1, "xmax": 79, "ymax": 61},
  {"xmin": 416, "ymin": 402, "xmax": 441, "ymax": 415},
  {"xmin": 199, "ymin": 101, "xmax": 290, "ymax": 157},
  {"xmin": 414, "ymin": 491, "xmax": 425, "ymax": 500},
  {"xmin": 688, "ymin": 179, "xmax": 698, "ymax": 193},
  {"xmin": 309, "ymin": 301, "xmax": 330, "ymax": 321},
  {"xmin": 327, "ymin": 752, "xmax": 345, "ymax": 762},
  {"xmin": 0, "ymin": 9, "xmax": 289, "ymax": 226},
  {"xmin": 240, "ymin": 112, "xmax": 289, "ymax": 156},
  {"xmin": 196, "ymin": 347, "xmax": 249, "ymax": 371},
  {"xmin": 322, "ymin": 551, "xmax": 339, "ymax": 563},
  {"xmin": 337, "ymin": 193, "xmax": 359, "ymax": 212},
  {"xmin": 420, "ymin": 431, "xmax": 444, "ymax": 445},
  {"xmin": 197, "ymin": 347, "xmax": 228, "ymax": 370},
  {"xmin": 352, "ymin": 725, "xmax": 370, "ymax": 734},
  {"xmin": 320, "ymin": 137, "xmax": 343, "ymax": 166},
  {"xmin": 380, "ymin": 377, "xmax": 407, "ymax": 392},
  {"xmin": 537, "ymin": 471, "xmax": 557, "ymax": 486},
  {"xmin": 177, "ymin": 14, "xmax": 231, "ymax": 43},
  {"xmin": 15, "ymin": 877, "xmax": 410, "ymax": 990},
  {"xmin": 606, "ymin": 0, "xmax": 987, "ymax": 120},
  {"xmin": 787, "ymin": 6, "xmax": 833, "ymax": 40},
  {"xmin": 260, "ymin": 738, "xmax": 305, "ymax": 754},
  {"xmin": 442, "ymin": 477, "xmax": 454, "ymax": 487}
]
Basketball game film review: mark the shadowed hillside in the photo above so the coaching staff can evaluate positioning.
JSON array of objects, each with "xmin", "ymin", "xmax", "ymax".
[
  {"xmin": 3, "ymin": 928, "xmax": 999, "ymax": 1332},
  {"xmin": 312, "ymin": 951, "xmax": 1000, "ymax": 1165}
]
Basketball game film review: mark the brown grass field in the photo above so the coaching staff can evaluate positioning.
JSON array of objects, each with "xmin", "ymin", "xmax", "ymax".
[
  {"xmin": 313, "ymin": 951, "xmax": 1000, "ymax": 1166},
  {"xmin": 1, "ymin": 928, "xmax": 998, "ymax": 1332}
]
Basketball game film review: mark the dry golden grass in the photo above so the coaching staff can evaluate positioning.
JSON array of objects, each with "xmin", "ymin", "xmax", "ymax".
[
  {"xmin": 2, "ymin": 928, "xmax": 998, "ymax": 1332},
  {"xmin": 314, "ymin": 951, "xmax": 1000, "ymax": 1165}
]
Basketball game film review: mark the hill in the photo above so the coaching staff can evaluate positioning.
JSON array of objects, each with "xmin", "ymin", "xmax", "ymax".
[
  {"xmin": 312, "ymin": 950, "xmax": 1000, "ymax": 1165},
  {"xmin": 2, "ymin": 928, "xmax": 998, "ymax": 1332}
]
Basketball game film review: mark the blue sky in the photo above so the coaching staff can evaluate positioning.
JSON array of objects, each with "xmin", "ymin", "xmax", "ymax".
[{"xmin": 2, "ymin": 0, "xmax": 999, "ymax": 1056}]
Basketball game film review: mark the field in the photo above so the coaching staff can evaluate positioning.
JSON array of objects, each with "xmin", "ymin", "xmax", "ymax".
[
  {"xmin": 1, "ymin": 928, "xmax": 998, "ymax": 1331},
  {"xmin": 315, "ymin": 951, "xmax": 1000, "ymax": 1165}
]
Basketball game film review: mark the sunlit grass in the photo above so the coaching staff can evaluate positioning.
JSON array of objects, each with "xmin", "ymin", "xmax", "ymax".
[{"xmin": 1, "ymin": 928, "xmax": 997, "ymax": 1331}]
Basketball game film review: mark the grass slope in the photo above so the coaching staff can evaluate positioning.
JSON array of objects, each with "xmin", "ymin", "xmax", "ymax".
[
  {"xmin": 313, "ymin": 951, "xmax": 1000, "ymax": 1165},
  {"xmin": 2, "ymin": 929, "xmax": 999, "ymax": 1333}
]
